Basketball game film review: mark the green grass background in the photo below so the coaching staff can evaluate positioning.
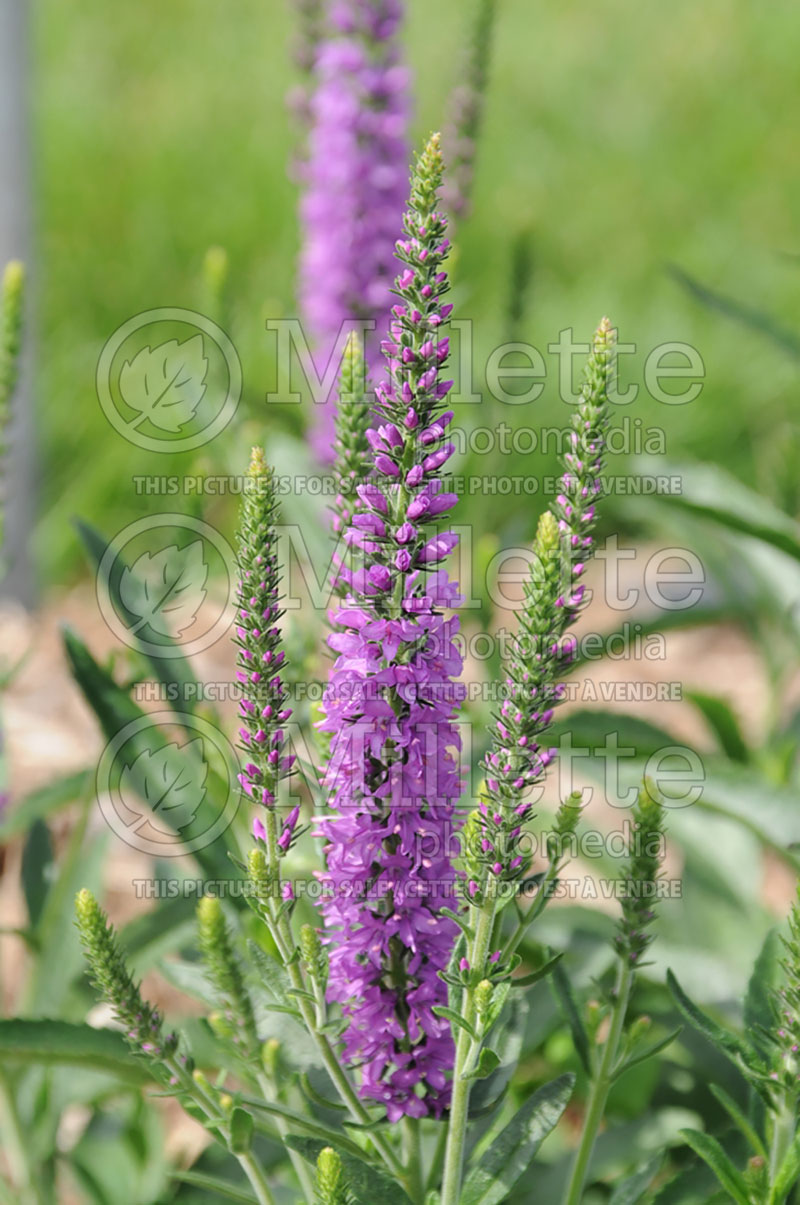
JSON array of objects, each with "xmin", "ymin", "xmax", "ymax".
[{"xmin": 34, "ymin": 0, "xmax": 800, "ymax": 581}]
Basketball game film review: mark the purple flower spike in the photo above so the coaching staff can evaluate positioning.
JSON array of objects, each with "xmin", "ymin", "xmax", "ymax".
[
  {"xmin": 317, "ymin": 134, "xmax": 464, "ymax": 1121},
  {"xmin": 299, "ymin": 0, "xmax": 410, "ymax": 459}
]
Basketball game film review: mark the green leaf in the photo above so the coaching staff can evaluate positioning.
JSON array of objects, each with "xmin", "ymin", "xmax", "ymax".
[
  {"xmin": 744, "ymin": 929, "xmax": 781, "ymax": 1061},
  {"xmin": 670, "ymin": 265, "xmax": 800, "ymax": 361},
  {"xmin": 611, "ymin": 1028, "xmax": 682, "ymax": 1082},
  {"xmin": 76, "ymin": 520, "xmax": 200, "ymax": 712},
  {"xmin": 284, "ymin": 1135, "xmax": 413, "ymax": 1205},
  {"xmin": 21, "ymin": 818, "xmax": 53, "ymax": 928},
  {"xmin": 513, "ymin": 951, "xmax": 564, "ymax": 988},
  {"xmin": 608, "ymin": 1154, "xmax": 663, "ymax": 1205},
  {"xmin": 461, "ymin": 1073, "xmax": 575, "ymax": 1205},
  {"xmin": 229, "ymin": 1108, "xmax": 254, "ymax": 1155},
  {"xmin": 640, "ymin": 457, "xmax": 800, "ymax": 563},
  {"xmin": 0, "ymin": 1020, "xmax": 150, "ymax": 1083},
  {"xmin": 686, "ymin": 690, "xmax": 749, "ymax": 763},
  {"xmin": 551, "ymin": 962, "xmax": 592, "ymax": 1075},
  {"xmin": 708, "ymin": 1084, "xmax": 766, "ymax": 1159},
  {"xmin": 666, "ymin": 970, "xmax": 761, "ymax": 1088},
  {"xmin": 62, "ymin": 626, "xmax": 237, "ymax": 888},
  {"xmin": 440, "ymin": 907, "xmax": 474, "ymax": 940},
  {"xmin": 770, "ymin": 1131, "xmax": 800, "ymax": 1203},
  {"xmin": 172, "ymin": 1169, "xmax": 258, "ymax": 1202},
  {"xmin": 462, "ymin": 1048, "xmax": 501, "ymax": 1082},
  {"xmin": 239, "ymin": 1096, "xmax": 364, "ymax": 1158},
  {"xmin": 0, "ymin": 769, "xmax": 92, "ymax": 841},
  {"xmin": 432, "ymin": 1005, "xmax": 479, "ymax": 1042},
  {"xmin": 679, "ymin": 1128, "xmax": 750, "ymax": 1205}
]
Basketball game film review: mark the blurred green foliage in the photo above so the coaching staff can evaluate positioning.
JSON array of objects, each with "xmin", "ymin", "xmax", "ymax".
[{"xmin": 34, "ymin": 0, "xmax": 800, "ymax": 581}]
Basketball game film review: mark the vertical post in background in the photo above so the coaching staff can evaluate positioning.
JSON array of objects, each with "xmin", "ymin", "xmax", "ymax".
[{"xmin": 0, "ymin": 0, "xmax": 34, "ymax": 605}]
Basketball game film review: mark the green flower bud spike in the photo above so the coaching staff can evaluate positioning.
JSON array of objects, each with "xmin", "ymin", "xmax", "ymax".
[
  {"xmin": 75, "ymin": 888, "xmax": 177, "ymax": 1062},
  {"xmin": 0, "ymin": 260, "xmax": 24, "ymax": 558},
  {"xmin": 197, "ymin": 896, "xmax": 259, "ymax": 1056},
  {"xmin": 315, "ymin": 1147, "xmax": 354, "ymax": 1205},
  {"xmin": 331, "ymin": 330, "xmax": 371, "ymax": 596}
]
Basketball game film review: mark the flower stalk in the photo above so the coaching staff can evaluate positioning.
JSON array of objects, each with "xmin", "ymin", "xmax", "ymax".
[
  {"xmin": 441, "ymin": 320, "xmax": 616, "ymax": 1205},
  {"xmin": 562, "ymin": 787, "xmax": 665, "ymax": 1205}
]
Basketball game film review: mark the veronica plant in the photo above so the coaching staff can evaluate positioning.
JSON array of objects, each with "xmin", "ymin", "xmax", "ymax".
[
  {"xmin": 299, "ymin": 0, "xmax": 410, "ymax": 457},
  {"xmin": 70, "ymin": 138, "xmax": 688, "ymax": 1205}
]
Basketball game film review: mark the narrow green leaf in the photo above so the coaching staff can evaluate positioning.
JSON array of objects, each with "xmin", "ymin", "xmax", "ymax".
[
  {"xmin": 75, "ymin": 519, "xmax": 200, "ymax": 712},
  {"xmin": 679, "ymin": 1128, "xmax": 750, "ymax": 1205},
  {"xmin": 238, "ymin": 1096, "xmax": 364, "ymax": 1158},
  {"xmin": 744, "ymin": 929, "xmax": 781, "ymax": 1061},
  {"xmin": 62, "ymin": 626, "xmax": 237, "ymax": 889},
  {"xmin": 432, "ymin": 1005, "xmax": 479, "ymax": 1042},
  {"xmin": 512, "ymin": 951, "xmax": 564, "ymax": 988},
  {"xmin": 229, "ymin": 1107, "xmax": 254, "ymax": 1155},
  {"xmin": 708, "ymin": 1084, "xmax": 766, "ymax": 1159},
  {"xmin": 0, "ymin": 1020, "xmax": 149, "ymax": 1084},
  {"xmin": 666, "ymin": 970, "xmax": 760, "ymax": 1086},
  {"xmin": 462, "ymin": 1048, "xmax": 501, "ymax": 1082},
  {"xmin": 284, "ymin": 1135, "xmax": 413, "ymax": 1205},
  {"xmin": 21, "ymin": 818, "xmax": 53, "ymax": 928},
  {"xmin": 551, "ymin": 963, "xmax": 592, "ymax": 1075},
  {"xmin": 461, "ymin": 1073, "xmax": 575, "ymax": 1205},
  {"xmin": 608, "ymin": 1154, "xmax": 663, "ymax": 1205},
  {"xmin": 611, "ymin": 1027, "xmax": 682, "ymax": 1082},
  {"xmin": 0, "ymin": 769, "xmax": 92, "ymax": 841},
  {"xmin": 687, "ymin": 690, "xmax": 749, "ymax": 763},
  {"xmin": 172, "ymin": 1169, "xmax": 258, "ymax": 1202},
  {"xmin": 440, "ymin": 907, "xmax": 474, "ymax": 940}
]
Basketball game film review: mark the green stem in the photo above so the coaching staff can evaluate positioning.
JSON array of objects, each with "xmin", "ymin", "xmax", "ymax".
[
  {"xmin": 562, "ymin": 960, "xmax": 633, "ymax": 1205},
  {"xmin": 0, "ymin": 1070, "xmax": 42, "ymax": 1204},
  {"xmin": 769, "ymin": 1098, "xmax": 796, "ymax": 1201},
  {"xmin": 403, "ymin": 1117, "xmax": 424, "ymax": 1204},
  {"xmin": 425, "ymin": 1122, "xmax": 449, "ymax": 1197},
  {"xmin": 499, "ymin": 857, "xmax": 561, "ymax": 964},
  {"xmin": 236, "ymin": 1152, "xmax": 278, "ymax": 1205},
  {"xmin": 165, "ymin": 1058, "xmax": 277, "ymax": 1205},
  {"xmin": 256, "ymin": 1070, "xmax": 315, "ymax": 1202},
  {"xmin": 440, "ymin": 899, "xmax": 495, "ymax": 1205},
  {"xmin": 253, "ymin": 824, "xmax": 405, "ymax": 1183}
]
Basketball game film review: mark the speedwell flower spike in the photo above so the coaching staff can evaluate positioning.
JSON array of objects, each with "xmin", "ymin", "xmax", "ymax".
[
  {"xmin": 613, "ymin": 785, "xmax": 665, "ymax": 963},
  {"xmin": 472, "ymin": 318, "xmax": 616, "ymax": 900},
  {"xmin": 317, "ymin": 132, "xmax": 464, "ymax": 1122},
  {"xmin": 75, "ymin": 888, "xmax": 177, "ymax": 1063},
  {"xmin": 315, "ymin": 1146, "xmax": 354, "ymax": 1205},
  {"xmin": 235, "ymin": 447, "xmax": 294, "ymax": 813},
  {"xmin": 300, "ymin": 0, "xmax": 410, "ymax": 457},
  {"xmin": 0, "ymin": 260, "xmax": 24, "ymax": 556},
  {"xmin": 331, "ymin": 330, "xmax": 372, "ymax": 596},
  {"xmin": 442, "ymin": 0, "xmax": 497, "ymax": 221},
  {"xmin": 197, "ymin": 896, "xmax": 260, "ymax": 1057}
]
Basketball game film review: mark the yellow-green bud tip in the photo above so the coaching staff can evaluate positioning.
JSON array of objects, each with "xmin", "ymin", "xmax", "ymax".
[
  {"xmin": 75, "ymin": 887, "xmax": 97, "ymax": 921},
  {"xmin": 3, "ymin": 260, "xmax": 24, "ymax": 296},
  {"xmin": 203, "ymin": 245, "xmax": 228, "ymax": 286},
  {"xmin": 197, "ymin": 895, "xmax": 224, "ymax": 934},
  {"xmin": 248, "ymin": 446, "xmax": 269, "ymax": 479},
  {"xmin": 536, "ymin": 510, "xmax": 559, "ymax": 552}
]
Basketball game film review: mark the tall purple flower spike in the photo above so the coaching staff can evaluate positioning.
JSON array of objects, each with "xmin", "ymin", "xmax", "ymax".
[
  {"xmin": 299, "ymin": 0, "xmax": 410, "ymax": 461},
  {"xmin": 316, "ymin": 134, "xmax": 464, "ymax": 1121}
]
